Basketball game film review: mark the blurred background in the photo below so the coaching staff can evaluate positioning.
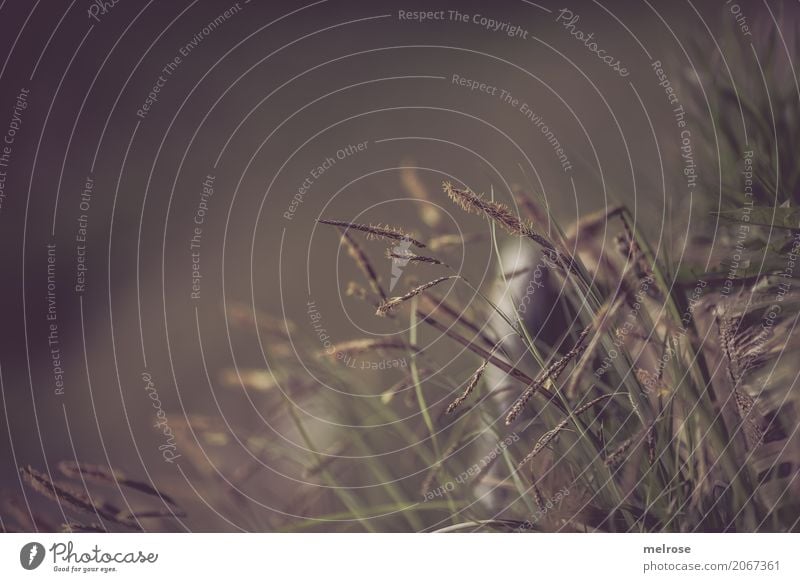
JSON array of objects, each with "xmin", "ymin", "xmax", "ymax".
[{"xmin": 0, "ymin": 0, "xmax": 797, "ymax": 531}]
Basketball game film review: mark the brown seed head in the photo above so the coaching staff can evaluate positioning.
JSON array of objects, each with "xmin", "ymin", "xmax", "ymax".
[{"xmin": 376, "ymin": 276, "xmax": 459, "ymax": 317}]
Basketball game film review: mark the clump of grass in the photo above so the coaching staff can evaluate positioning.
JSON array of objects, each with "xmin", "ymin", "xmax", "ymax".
[
  {"xmin": 54, "ymin": 17, "xmax": 788, "ymax": 533},
  {"xmin": 312, "ymin": 157, "xmax": 799, "ymax": 532},
  {"xmin": 604, "ymin": 433, "xmax": 641, "ymax": 469},
  {"xmin": 376, "ymin": 276, "xmax": 459, "ymax": 317},
  {"xmin": 446, "ymin": 359, "xmax": 490, "ymax": 415},
  {"xmin": 317, "ymin": 219, "xmax": 426, "ymax": 248}
]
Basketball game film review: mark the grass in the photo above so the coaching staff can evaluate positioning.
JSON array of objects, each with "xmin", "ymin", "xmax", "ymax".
[
  {"xmin": 296, "ymin": 167, "xmax": 797, "ymax": 531},
  {"xmin": 12, "ymin": 172, "xmax": 798, "ymax": 531}
]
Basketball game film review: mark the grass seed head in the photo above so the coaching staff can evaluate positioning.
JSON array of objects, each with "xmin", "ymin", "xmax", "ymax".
[
  {"xmin": 318, "ymin": 218, "xmax": 426, "ymax": 248},
  {"xmin": 376, "ymin": 276, "xmax": 458, "ymax": 316}
]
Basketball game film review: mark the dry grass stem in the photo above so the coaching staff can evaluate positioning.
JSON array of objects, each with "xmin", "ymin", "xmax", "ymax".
[
  {"xmin": 443, "ymin": 182, "xmax": 574, "ymax": 270},
  {"xmin": 58, "ymin": 461, "xmax": 180, "ymax": 508},
  {"xmin": 416, "ymin": 309, "xmax": 565, "ymax": 411},
  {"xmin": 561, "ymin": 298, "xmax": 624, "ymax": 399},
  {"xmin": 318, "ymin": 218, "xmax": 426, "ymax": 248},
  {"xmin": 565, "ymin": 205, "xmax": 624, "ymax": 243},
  {"xmin": 605, "ymin": 433, "xmax": 640, "ymax": 468},
  {"xmin": 386, "ymin": 248, "xmax": 445, "ymax": 265},
  {"xmin": 428, "ymin": 233, "xmax": 485, "ymax": 250},
  {"xmin": 21, "ymin": 466, "xmax": 139, "ymax": 530},
  {"xmin": 446, "ymin": 359, "xmax": 490, "ymax": 414},
  {"xmin": 502, "ymin": 265, "xmax": 534, "ymax": 280},
  {"xmin": 506, "ymin": 326, "xmax": 592, "ymax": 425},
  {"xmin": 514, "ymin": 192, "xmax": 550, "ymax": 227},
  {"xmin": 228, "ymin": 303, "xmax": 295, "ymax": 339},
  {"xmin": 346, "ymin": 281, "xmax": 368, "ymax": 301},
  {"xmin": 421, "ymin": 294, "xmax": 497, "ymax": 350},
  {"xmin": 376, "ymin": 276, "xmax": 459, "ymax": 316},
  {"xmin": 517, "ymin": 394, "xmax": 615, "ymax": 467},
  {"xmin": 444, "ymin": 182, "xmax": 537, "ymax": 240},
  {"xmin": 62, "ymin": 522, "xmax": 106, "ymax": 532},
  {"xmin": 120, "ymin": 509, "xmax": 186, "ymax": 520},
  {"xmin": 646, "ymin": 426, "xmax": 656, "ymax": 465},
  {"xmin": 323, "ymin": 338, "xmax": 416, "ymax": 358},
  {"xmin": 419, "ymin": 439, "xmax": 462, "ymax": 497},
  {"xmin": 401, "ymin": 165, "xmax": 442, "ymax": 228},
  {"xmin": 531, "ymin": 473, "xmax": 547, "ymax": 512}
]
